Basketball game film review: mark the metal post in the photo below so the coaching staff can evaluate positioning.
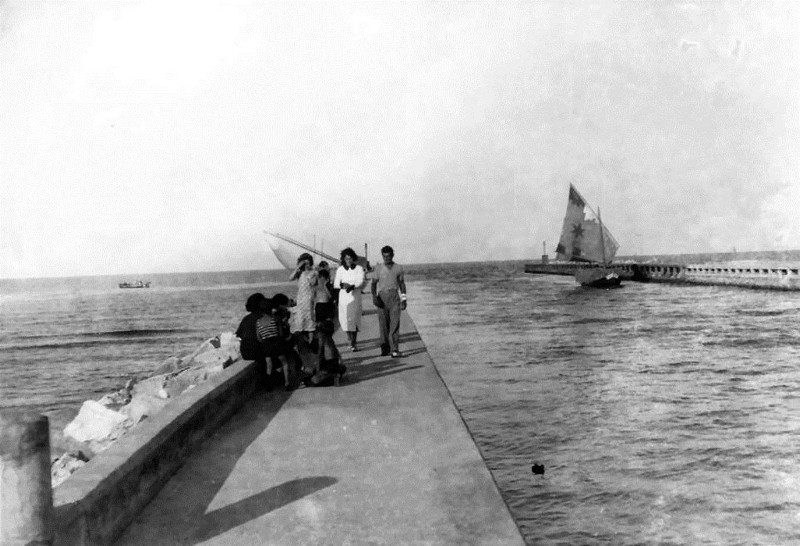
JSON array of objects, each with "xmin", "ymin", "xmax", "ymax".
[{"xmin": 0, "ymin": 410, "xmax": 54, "ymax": 545}]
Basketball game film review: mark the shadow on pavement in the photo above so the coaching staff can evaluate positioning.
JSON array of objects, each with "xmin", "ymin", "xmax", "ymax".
[
  {"xmin": 345, "ymin": 357, "xmax": 424, "ymax": 384},
  {"xmin": 189, "ymin": 476, "xmax": 337, "ymax": 544},
  {"xmin": 356, "ymin": 332, "xmax": 422, "ymax": 347},
  {"xmin": 115, "ymin": 389, "xmax": 294, "ymax": 545}
]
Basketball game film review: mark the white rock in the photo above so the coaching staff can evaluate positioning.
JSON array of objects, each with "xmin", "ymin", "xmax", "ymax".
[
  {"xmin": 62, "ymin": 401, "xmax": 133, "ymax": 454},
  {"xmin": 219, "ymin": 331, "xmax": 238, "ymax": 348},
  {"xmin": 120, "ymin": 393, "xmax": 170, "ymax": 424},
  {"xmin": 164, "ymin": 367, "xmax": 209, "ymax": 398},
  {"xmin": 63, "ymin": 400, "xmax": 132, "ymax": 444},
  {"xmin": 188, "ymin": 350, "xmax": 232, "ymax": 371},
  {"xmin": 153, "ymin": 355, "xmax": 186, "ymax": 375},
  {"xmin": 51, "ymin": 452, "xmax": 89, "ymax": 488},
  {"xmin": 97, "ymin": 385, "xmax": 132, "ymax": 408},
  {"xmin": 132, "ymin": 374, "xmax": 171, "ymax": 399},
  {"xmin": 186, "ymin": 336, "xmax": 220, "ymax": 361}
]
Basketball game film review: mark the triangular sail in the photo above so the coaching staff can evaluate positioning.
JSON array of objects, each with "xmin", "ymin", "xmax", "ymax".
[
  {"xmin": 265, "ymin": 232, "xmax": 372, "ymax": 271},
  {"xmin": 265, "ymin": 232, "xmax": 339, "ymax": 270},
  {"xmin": 267, "ymin": 236, "xmax": 304, "ymax": 270},
  {"xmin": 555, "ymin": 184, "xmax": 619, "ymax": 263}
]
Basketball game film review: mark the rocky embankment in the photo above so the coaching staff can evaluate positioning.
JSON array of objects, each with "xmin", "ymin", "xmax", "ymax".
[{"xmin": 50, "ymin": 332, "xmax": 242, "ymax": 488}]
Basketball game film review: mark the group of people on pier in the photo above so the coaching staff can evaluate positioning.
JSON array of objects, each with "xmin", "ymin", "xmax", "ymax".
[{"xmin": 236, "ymin": 245, "xmax": 407, "ymax": 391}]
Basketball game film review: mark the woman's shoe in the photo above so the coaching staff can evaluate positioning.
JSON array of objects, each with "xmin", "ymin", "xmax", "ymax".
[{"xmin": 391, "ymin": 351, "xmax": 402, "ymax": 358}]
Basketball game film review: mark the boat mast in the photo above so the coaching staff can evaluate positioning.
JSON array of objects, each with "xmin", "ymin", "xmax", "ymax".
[
  {"xmin": 598, "ymin": 207, "xmax": 607, "ymax": 266},
  {"xmin": 572, "ymin": 185, "xmax": 619, "ymax": 258},
  {"xmin": 265, "ymin": 232, "xmax": 339, "ymax": 264}
]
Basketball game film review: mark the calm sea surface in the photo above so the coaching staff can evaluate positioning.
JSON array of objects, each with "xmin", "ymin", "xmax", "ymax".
[{"xmin": 2, "ymin": 262, "xmax": 799, "ymax": 545}]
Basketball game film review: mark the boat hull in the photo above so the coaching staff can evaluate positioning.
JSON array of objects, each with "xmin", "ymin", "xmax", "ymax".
[
  {"xmin": 119, "ymin": 282, "xmax": 150, "ymax": 289},
  {"xmin": 574, "ymin": 268, "xmax": 622, "ymax": 288}
]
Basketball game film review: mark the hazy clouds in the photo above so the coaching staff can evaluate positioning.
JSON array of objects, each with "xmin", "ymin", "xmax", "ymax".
[{"xmin": 1, "ymin": 1, "xmax": 797, "ymax": 277}]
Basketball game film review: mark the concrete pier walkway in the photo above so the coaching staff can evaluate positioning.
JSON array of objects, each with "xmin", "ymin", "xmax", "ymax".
[{"xmin": 115, "ymin": 305, "xmax": 525, "ymax": 545}]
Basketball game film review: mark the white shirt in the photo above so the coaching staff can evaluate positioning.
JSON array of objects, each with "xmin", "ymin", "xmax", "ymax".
[{"xmin": 334, "ymin": 264, "xmax": 365, "ymax": 291}]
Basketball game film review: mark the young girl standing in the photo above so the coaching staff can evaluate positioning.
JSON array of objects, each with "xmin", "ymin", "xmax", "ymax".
[{"xmin": 256, "ymin": 295, "xmax": 295, "ymax": 391}]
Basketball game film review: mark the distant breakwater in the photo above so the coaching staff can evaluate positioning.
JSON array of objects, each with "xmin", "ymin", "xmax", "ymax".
[
  {"xmin": 615, "ymin": 249, "xmax": 800, "ymax": 265},
  {"xmin": 525, "ymin": 258, "xmax": 800, "ymax": 291}
]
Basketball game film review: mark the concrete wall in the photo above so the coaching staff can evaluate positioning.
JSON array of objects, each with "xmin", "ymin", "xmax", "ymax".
[
  {"xmin": 52, "ymin": 359, "xmax": 259, "ymax": 545},
  {"xmin": 682, "ymin": 265, "xmax": 800, "ymax": 290},
  {"xmin": 525, "ymin": 261, "xmax": 800, "ymax": 290}
]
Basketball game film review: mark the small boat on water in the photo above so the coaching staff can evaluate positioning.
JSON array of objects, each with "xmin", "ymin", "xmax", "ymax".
[
  {"xmin": 555, "ymin": 184, "xmax": 622, "ymax": 288},
  {"xmin": 119, "ymin": 280, "xmax": 151, "ymax": 289}
]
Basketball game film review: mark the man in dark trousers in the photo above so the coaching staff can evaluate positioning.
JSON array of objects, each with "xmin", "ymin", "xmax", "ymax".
[{"xmin": 371, "ymin": 245, "xmax": 407, "ymax": 357}]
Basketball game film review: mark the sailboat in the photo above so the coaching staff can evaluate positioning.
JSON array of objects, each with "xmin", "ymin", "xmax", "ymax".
[
  {"xmin": 555, "ymin": 184, "xmax": 622, "ymax": 288},
  {"xmin": 265, "ymin": 232, "xmax": 372, "ymax": 271}
]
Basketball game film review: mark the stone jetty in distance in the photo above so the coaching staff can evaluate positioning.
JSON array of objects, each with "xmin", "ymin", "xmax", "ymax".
[{"xmin": 526, "ymin": 249, "xmax": 800, "ymax": 291}]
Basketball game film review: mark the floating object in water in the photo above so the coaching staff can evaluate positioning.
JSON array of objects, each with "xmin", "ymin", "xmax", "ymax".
[
  {"xmin": 531, "ymin": 463, "xmax": 545, "ymax": 475},
  {"xmin": 119, "ymin": 280, "xmax": 150, "ymax": 289}
]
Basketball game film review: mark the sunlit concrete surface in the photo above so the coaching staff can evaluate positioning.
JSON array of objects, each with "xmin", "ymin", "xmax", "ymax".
[{"xmin": 115, "ymin": 306, "xmax": 524, "ymax": 545}]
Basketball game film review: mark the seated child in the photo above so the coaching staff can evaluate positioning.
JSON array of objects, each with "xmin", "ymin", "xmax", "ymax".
[
  {"xmin": 236, "ymin": 293, "xmax": 266, "ymax": 361},
  {"xmin": 236, "ymin": 293, "xmax": 268, "ymax": 386}
]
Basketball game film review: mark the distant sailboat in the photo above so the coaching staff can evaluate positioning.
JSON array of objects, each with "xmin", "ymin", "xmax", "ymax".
[
  {"xmin": 265, "ymin": 232, "xmax": 371, "ymax": 271},
  {"xmin": 555, "ymin": 184, "xmax": 622, "ymax": 288}
]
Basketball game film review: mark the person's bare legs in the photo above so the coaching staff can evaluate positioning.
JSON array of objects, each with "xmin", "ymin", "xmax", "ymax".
[
  {"xmin": 279, "ymin": 354, "xmax": 292, "ymax": 389},
  {"xmin": 265, "ymin": 357, "xmax": 273, "ymax": 377}
]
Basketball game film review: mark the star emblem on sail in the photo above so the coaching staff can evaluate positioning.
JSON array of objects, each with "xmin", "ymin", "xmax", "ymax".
[{"xmin": 555, "ymin": 184, "xmax": 619, "ymax": 263}]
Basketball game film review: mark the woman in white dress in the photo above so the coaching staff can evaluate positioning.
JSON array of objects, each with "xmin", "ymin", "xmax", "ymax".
[{"xmin": 333, "ymin": 247, "xmax": 365, "ymax": 351}]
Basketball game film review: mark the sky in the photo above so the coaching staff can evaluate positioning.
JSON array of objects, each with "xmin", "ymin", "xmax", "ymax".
[{"xmin": 1, "ymin": 1, "xmax": 798, "ymax": 278}]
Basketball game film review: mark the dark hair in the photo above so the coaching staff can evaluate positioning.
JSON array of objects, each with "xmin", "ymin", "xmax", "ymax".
[
  {"xmin": 245, "ymin": 293, "xmax": 266, "ymax": 312},
  {"xmin": 271, "ymin": 293, "xmax": 290, "ymax": 307},
  {"xmin": 318, "ymin": 261, "xmax": 329, "ymax": 269},
  {"xmin": 381, "ymin": 245, "xmax": 394, "ymax": 255},
  {"xmin": 340, "ymin": 247, "xmax": 358, "ymax": 268},
  {"xmin": 297, "ymin": 252, "xmax": 313, "ymax": 266}
]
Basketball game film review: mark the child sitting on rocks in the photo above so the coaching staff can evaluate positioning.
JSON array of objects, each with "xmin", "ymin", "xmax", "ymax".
[{"xmin": 236, "ymin": 293, "xmax": 268, "ymax": 387}]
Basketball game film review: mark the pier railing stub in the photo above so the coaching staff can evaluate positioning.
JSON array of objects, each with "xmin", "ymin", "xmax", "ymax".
[{"xmin": 0, "ymin": 410, "xmax": 54, "ymax": 545}]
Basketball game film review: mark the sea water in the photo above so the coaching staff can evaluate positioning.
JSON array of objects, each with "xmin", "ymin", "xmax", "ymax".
[{"xmin": 2, "ymin": 262, "xmax": 799, "ymax": 544}]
